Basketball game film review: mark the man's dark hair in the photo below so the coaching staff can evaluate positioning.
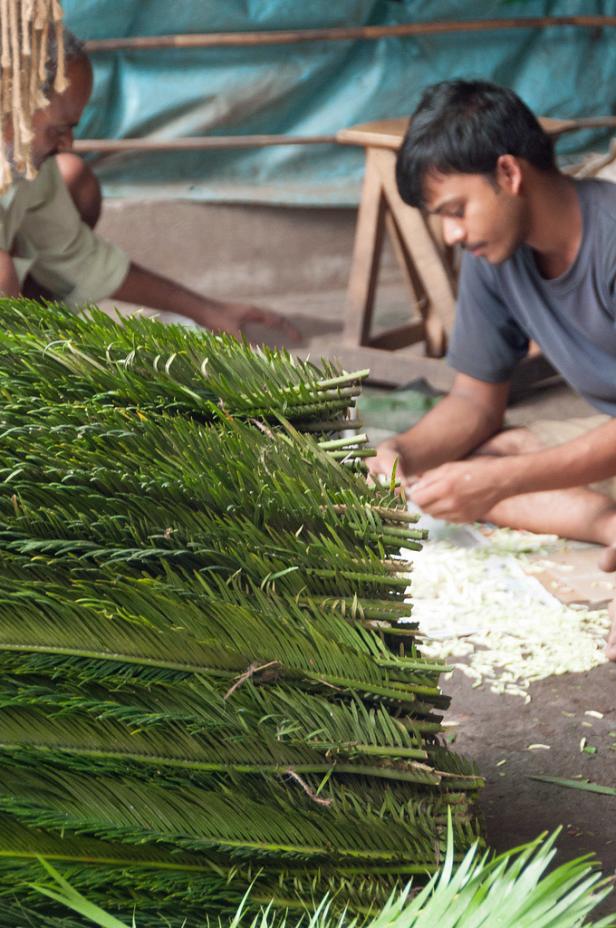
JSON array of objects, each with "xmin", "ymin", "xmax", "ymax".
[{"xmin": 396, "ymin": 79, "xmax": 556, "ymax": 209}]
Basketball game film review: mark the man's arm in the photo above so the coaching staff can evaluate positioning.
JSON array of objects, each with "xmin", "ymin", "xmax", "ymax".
[
  {"xmin": 495, "ymin": 418, "xmax": 616, "ymax": 492},
  {"xmin": 0, "ymin": 251, "xmax": 20, "ymax": 297},
  {"xmin": 411, "ymin": 413, "xmax": 616, "ymax": 523},
  {"xmin": 368, "ymin": 373, "xmax": 510, "ymax": 483},
  {"xmin": 19, "ymin": 160, "xmax": 300, "ymax": 341},
  {"xmin": 112, "ymin": 262, "xmax": 301, "ymax": 341}
]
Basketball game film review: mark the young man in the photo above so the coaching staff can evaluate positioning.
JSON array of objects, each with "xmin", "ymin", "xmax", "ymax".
[
  {"xmin": 367, "ymin": 79, "xmax": 616, "ymax": 660},
  {"xmin": 1, "ymin": 32, "xmax": 299, "ymax": 341}
]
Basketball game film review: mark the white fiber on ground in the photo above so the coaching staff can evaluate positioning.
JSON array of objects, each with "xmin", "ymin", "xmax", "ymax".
[{"xmin": 403, "ymin": 525, "xmax": 610, "ymax": 701}]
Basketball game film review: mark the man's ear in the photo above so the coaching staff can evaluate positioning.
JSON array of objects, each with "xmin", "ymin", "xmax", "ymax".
[{"xmin": 495, "ymin": 154, "xmax": 523, "ymax": 195}]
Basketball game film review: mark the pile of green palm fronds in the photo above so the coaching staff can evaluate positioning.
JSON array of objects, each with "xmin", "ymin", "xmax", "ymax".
[
  {"xmin": 30, "ymin": 824, "xmax": 616, "ymax": 928},
  {"xmin": 0, "ymin": 300, "xmax": 483, "ymax": 926}
]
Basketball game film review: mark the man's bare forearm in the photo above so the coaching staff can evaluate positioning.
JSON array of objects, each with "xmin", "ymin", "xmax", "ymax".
[
  {"xmin": 393, "ymin": 395, "xmax": 499, "ymax": 473},
  {"xmin": 385, "ymin": 375, "xmax": 508, "ymax": 477},
  {"xmin": 494, "ymin": 417, "xmax": 616, "ymax": 496},
  {"xmin": 111, "ymin": 262, "xmax": 229, "ymax": 329},
  {"xmin": 409, "ymin": 412, "xmax": 616, "ymax": 524}
]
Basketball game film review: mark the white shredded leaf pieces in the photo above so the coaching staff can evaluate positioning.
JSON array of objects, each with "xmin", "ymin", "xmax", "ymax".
[{"xmin": 402, "ymin": 526, "xmax": 610, "ymax": 701}]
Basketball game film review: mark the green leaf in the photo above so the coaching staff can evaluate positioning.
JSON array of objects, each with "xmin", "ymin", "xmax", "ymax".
[
  {"xmin": 529, "ymin": 775, "xmax": 616, "ymax": 796},
  {"xmin": 28, "ymin": 826, "xmax": 616, "ymax": 927},
  {"xmin": 30, "ymin": 859, "xmax": 131, "ymax": 928},
  {"xmin": 0, "ymin": 299, "xmax": 480, "ymax": 919}
]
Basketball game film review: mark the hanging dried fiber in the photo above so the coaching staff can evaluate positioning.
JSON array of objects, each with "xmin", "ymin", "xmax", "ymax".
[{"xmin": 0, "ymin": 0, "xmax": 66, "ymax": 192}]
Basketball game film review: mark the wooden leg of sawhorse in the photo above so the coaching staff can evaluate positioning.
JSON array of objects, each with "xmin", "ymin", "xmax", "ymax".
[
  {"xmin": 343, "ymin": 148, "xmax": 387, "ymax": 347},
  {"xmin": 343, "ymin": 146, "xmax": 457, "ymax": 358},
  {"xmin": 382, "ymin": 212, "xmax": 444, "ymax": 356}
]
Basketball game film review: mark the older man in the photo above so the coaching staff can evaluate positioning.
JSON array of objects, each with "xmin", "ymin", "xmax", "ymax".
[{"xmin": 1, "ymin": 31, "xmax": 298, "ymax": 341}]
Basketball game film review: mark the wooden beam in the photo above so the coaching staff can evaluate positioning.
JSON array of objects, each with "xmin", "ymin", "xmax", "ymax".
[
  {"xmin": 343, "ymin": 148, "xmax": 387, "ymax": 347},
  {"xmin": 73, "ymin": 135, "xmax": 337, "ymax": 153},
  {"xmin": 293, "ymin": 344, "xmax": 456, "ymax": 391},
  {"xmin": 291, "ymin": 345, "xmax": 559, "ymax": 398},
  {"xmin": 72, "ymin": 117, "xmax": 616, "ymax": 156},
  {"xmin": 85, "ymin": 17, "xmax": 616, "ymax": 53}
]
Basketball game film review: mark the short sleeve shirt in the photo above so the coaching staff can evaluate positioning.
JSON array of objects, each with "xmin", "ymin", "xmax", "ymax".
[
  {"xmin": 447, "ymin": 178, "xmax": 616, "ymax": 415},
  {"xmin": 0, "ymin": 158, "xmax": 130, "ymax": 307}
]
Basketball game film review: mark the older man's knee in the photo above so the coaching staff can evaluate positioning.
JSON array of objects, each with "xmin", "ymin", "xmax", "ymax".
[{"xmin": 56, "ymin": 153, "xmax": 102, "ymax": 229}]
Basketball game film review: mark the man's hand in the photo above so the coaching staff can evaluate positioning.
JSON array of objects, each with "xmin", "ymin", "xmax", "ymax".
[
  {"xmin": 410, "ymin": 456, "xmax": 507, "ymax": 522},
  {"xmin": 214, "ymin": 301, "xmax": 302, "ymax": 341},
  {"xmin": 367, "ymin": 437, "xmax": 414, "ymax": 486}
]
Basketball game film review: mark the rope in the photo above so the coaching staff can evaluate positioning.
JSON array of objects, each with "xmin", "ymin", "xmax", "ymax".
[{"xmin": 0, "ymin": 0, "xmax": 66, "ymax": 191}]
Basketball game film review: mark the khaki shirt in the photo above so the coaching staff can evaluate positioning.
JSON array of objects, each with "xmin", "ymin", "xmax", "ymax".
[{"xmin": 1, "ymin": 158, "xmax": 130, "ymax": 307}]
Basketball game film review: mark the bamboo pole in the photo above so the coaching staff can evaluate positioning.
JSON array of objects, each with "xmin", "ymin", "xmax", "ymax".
[
  {"xmin": 546, "ymin": 115, "xmax": 616, "ymax": 136},
  {"xmin": 84, "ymin": 17, "xmax": 616, "ymax": 53},
  {"xmin": 72, "ymin": 115, "xmax": 616, "ymax": 155},
  {"xmin": 73, "ymin": 134, "xmax": 337, "ymax": 153}
]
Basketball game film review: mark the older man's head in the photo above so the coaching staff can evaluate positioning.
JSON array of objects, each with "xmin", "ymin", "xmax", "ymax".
[{"xmin": 30, "ymin": 30, "xmax": 92, "ymax": 168}]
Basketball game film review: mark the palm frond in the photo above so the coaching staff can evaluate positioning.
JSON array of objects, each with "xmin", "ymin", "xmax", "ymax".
[
  {"xmin": 0, "ymin": 300, "xmax": 365, "ymax": 424},
  {"xmin": 0, "ymin": 761, "xmax": 468, "ymax": 865},
  {"xmin": 0, "ymin": 298, "xmax": 483, "ymax": 919},
  {"xmin": 17, "ymin": 822, "xmax": 616, "ymax": 927}
]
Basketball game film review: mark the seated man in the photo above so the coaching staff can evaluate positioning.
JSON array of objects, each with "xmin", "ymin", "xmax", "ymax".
[
  {"xmin": 1, "ymin": 31, "xmax": 298, "ymax": 342},
  {"xmin": 367, "ymin": 79, "xmax": 616, "ymax": 661}
]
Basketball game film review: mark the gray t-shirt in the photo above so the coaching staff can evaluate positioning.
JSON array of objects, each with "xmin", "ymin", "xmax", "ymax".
[{"xmin": 447, "ymin": 178, "xmax": 616, "ymax": 414}]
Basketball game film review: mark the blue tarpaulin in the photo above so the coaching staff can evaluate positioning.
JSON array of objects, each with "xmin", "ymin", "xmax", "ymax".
[{"xmin": 63, "ymin": 1, "xmax": 616, "ymax": 206}]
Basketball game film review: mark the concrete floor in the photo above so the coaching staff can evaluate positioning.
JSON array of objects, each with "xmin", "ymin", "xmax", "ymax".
[{"xmin": 99, "ymin": 198, "xmax": 615, "ymax": 910}]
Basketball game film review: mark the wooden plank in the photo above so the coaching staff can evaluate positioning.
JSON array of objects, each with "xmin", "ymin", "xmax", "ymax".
[
  {"xmin": 336, "ymin": 116, "xmax": 593, "ymax": 152},
  {"xmin": 74, "ymin": 135, "xmax": 336, "ymax": 153},
  {"xmin": 343, "ymin": 148, "xmax": 387, "ymax": 347},
  {"xmin": 368, "ymin": 322, "xmax": 424, "ymax": 351},
  {"xmin": 336, "ymin": 119, "xmax": 408, "ymax": 151},
  {"xmin": 70, "ymin": 116, "xmax": 615, "ymax": 157},
  {"xmin": 292, "ymin": 344, "xmax": 456, "ymax": 390}
]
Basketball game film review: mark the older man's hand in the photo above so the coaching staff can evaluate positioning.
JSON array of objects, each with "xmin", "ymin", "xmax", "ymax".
[{"xmin": 221, "ymin": 302, "xmax": 302, "ymax": 342}]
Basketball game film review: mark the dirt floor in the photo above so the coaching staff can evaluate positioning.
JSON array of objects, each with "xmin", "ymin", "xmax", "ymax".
[
  {"xmin": 99, "ymin": 198, "xmax": 615, "ymax": 911},
  {"xmin": 450, "ymin": 664, "xmax": 616, "ymax": 914}
]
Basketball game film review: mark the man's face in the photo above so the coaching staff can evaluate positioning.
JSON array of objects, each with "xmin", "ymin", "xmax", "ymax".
[
  {"xmin": 30, "ymin": 56, "xmax": 93, "ymax": 168},
  {"xmin": 423, "ymin": 165, "xmax": 528, "ymax": 264}
]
